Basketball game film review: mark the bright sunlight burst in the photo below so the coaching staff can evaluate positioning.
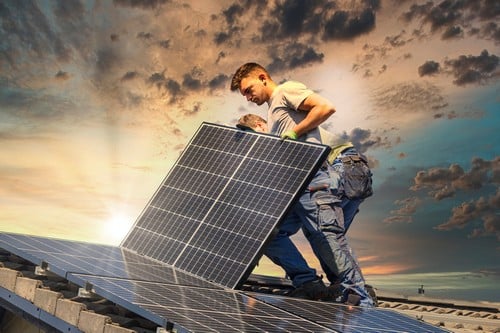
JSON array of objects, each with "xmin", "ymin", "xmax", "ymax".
[{"xmin": 101, "ymin": 212, "xmax": 134, "ymax": 245}]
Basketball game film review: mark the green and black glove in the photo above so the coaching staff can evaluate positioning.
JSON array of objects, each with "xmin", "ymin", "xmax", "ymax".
[{"xmin": 280, "ymin": 130, "xmax": 298, "ymax": 141}]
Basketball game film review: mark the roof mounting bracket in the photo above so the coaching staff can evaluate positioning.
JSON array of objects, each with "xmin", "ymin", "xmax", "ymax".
[
  {"xmin": 34, "ymin": 261, "xmax": 57, "ymax": 277},
  {"xmin": 77, "ymin": 281, "xmax": 96, "ymax": 298}
]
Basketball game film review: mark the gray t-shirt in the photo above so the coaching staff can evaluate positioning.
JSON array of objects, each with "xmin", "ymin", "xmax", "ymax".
[{"xmin": 267, "ymin": 81, "xmax": 322, "ymax": 144}]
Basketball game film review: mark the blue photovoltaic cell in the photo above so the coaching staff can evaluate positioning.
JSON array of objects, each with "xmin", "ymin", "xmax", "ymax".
[
  {"xmin": 68, "ymin": 274, "xmax": 335, "ymax": 333},
  {"xmin": 248, "ymin": 293, "xmax": 451, "ymax": 333},
  {"xmin": 121, "ymin": 123, "xmax": 330, "ymax": 288},
  {"xmin": 0, "ymin": 233, "xmax": 216, "ymax": 288}
]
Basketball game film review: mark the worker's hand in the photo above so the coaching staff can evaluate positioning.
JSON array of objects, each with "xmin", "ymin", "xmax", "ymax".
[{"xmin": 280, "ymin": 130, "xmax": 298, "ymax": 141}]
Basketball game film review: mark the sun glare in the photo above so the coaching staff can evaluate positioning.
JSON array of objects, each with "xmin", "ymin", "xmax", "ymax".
[{"xmin": 101, "ymin": 212, "xmax": 134, "ymax": 245}]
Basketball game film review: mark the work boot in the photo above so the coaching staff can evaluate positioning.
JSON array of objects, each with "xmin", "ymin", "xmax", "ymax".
[
  {"xmin": 326, "ymin": 282, "xmax": 363, "ymax": 305},
  {"xmin": 345, "ymin": 293, "xmax": 362, "ymax": 306},
  {"xmin": 286, "ymin": 277, "xmax": 329, "ymax": 301},
  {"xmin": 327, "ymin": 282, "xmax": 343, "ymax": 302},
  {"xmin": 327, "ymin": 283, "xmax": 376, "ymax": 307}
]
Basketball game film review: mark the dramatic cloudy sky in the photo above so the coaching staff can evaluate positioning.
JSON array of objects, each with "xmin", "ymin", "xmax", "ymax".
[{"xmin": 1, "ymin": 0, "xmax": 498, "ymax": 301}]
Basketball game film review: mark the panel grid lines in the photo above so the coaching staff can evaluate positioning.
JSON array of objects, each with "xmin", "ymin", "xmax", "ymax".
[
  {"xmin": 122, "ymin": 123, "xmax": 329, "ymax": 288},
  {"xmin": 0, "ymin": 233, "xmax": 219, "ymax": 288},
  {"xmin": 70, "ymin": 274, "xmax": 335, "ymax": 333},
  {"xmin": 248, "ymin": 292, "xmax": 450, "ymax": 333},
  {"xmin": 171, "ymin": 138, "xmax": 258, "ymax": 268}
]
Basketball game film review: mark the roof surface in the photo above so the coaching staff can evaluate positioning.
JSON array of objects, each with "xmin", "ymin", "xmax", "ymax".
[{"xmin": 1, "ymin": 248, "xmax": 498, "ymax": 333}]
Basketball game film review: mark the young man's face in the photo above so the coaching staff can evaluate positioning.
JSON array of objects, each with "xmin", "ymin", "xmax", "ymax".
[{"xmin": 239, "ymin": 75, "xmax": 267, "ymax": 106}]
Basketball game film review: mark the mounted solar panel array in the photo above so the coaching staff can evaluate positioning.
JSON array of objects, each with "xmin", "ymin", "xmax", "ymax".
[
  {"xmin": 0, "ymin": 123, "xmax": 451, "ymax": 332},
  {"xmin": 69, "ymin": 274, "xmax": 335, "ymax": 333},
  {"xmin": 0, "ymin": 232, "xmax": 215, "ymax": 288},
  {"xmin": 64, "ymin": 274, "xmax": 450, "ymax": 333},
  {"xmin": 121, "ymin": 123, "xmax": 330, "ymax": 288},
  {"xmin": 250, "ymin": 293, "xmax": 450, "ymax": 333}
]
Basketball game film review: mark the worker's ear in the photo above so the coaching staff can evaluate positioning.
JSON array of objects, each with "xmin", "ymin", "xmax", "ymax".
[{"xmin": 258, "ymin": 74, "xmax": 266, "ymax": 81}]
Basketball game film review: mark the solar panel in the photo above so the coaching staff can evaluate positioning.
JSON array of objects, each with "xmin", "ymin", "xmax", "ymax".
[
  {"xmin": 121, "ymin": 122, "xmax": 330, "ymax": 288},
  {"xmin": 248, "ymin": 293, "xmax": 451, "ymax": 333},
  {"xmin": 0, "ymin": 232, "xmax": 215, "ymax": 288},
  {"xmin": 69, "ymin": 274, "xmax": 336, "ymax": 333},
  {"xmin": 0, "ymin": 122, "xmax": 452, "ymax": 332},
  {"xmin": 67, "ymin": 274, "xmax": 450, "ymax": 333}
]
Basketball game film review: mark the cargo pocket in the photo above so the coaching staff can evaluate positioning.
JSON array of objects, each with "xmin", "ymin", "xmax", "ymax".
[{"xmin": 314, "ymin": 191, "xmax": 345, "ymax": 234}]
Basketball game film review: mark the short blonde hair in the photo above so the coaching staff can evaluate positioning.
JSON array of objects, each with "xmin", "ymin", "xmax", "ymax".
[{"xmin": 237, "ymin": 114, "xmax": 267, "ymax": 130}]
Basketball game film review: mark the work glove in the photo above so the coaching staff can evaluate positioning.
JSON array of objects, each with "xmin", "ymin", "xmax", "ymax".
[{"xmin": 280, "ymin": 130, "xmax": 298, "ymax": 141}]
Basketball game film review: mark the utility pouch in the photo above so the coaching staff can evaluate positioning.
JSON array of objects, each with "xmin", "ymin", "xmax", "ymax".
[{"xmin": 341, "ymin": 154, "xmax": 373, "ymax": 199}]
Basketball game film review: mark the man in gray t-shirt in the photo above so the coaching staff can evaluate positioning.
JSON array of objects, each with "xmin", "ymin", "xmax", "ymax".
[{"xmin": 230, "ymin": 62, "xmax": 374, "ymax": 307}]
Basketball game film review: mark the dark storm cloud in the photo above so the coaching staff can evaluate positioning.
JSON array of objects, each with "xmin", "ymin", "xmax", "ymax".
[
  {"xmin": 443, "ymin": 49, "xmax": 499, "ymax": 86},
  {"xmin": 402, "ymin": 0, "xmax": 472, "ymax": 31},
  {"xmin": 384, "ymin": 197, "xmax": 422, "ymax": 224},
  {"xmin": 55, "ymin": 71, "xmax": 70, "ymax": 81},
  {"xmin": 268, "ymin": 0, "xmax": 323, "ymax": 37},
  {"xmin": 182, "ymin": 67, "xmax": 205, "ymax": 91},
  {"xmin": 475, "ymin": 22, "xmax": 500, "ymax": 43},
  {"xmin": 113, "ymin": 0, "xmax": 170, "ymax": 10},
  {"xmin": 418, "ymin": 60, "xmax": 440, "ymax": 76},
  {"xmin": 424, "ymin": 1, "xmax": 463, "ymax": 32},
  {"xmin": 121, "ymin": 71, "xmax": 140, "ymax": 81},
  {"xmin": 441, "ymin": 25, "xmax": 463, "ymax": 39},
  {"xmin": 434, "ymin": 104, "xmax": 485, "ymax": 119},
  {"xmin": 182, "ymin": 73, "xmax": 202, "ymax": 91},
  {"xmin": 215, "ymin": 0, "xmax": 379, "ymax": 71},
  {"xmin": 257, "ymin": 0, "xmax": 378, "ymax": 41},
  {"xmin": 401, "ymin": 0, "xmax": 499, "ymax": 41},
  {"xmin": 400, "ymin": 2, "xmax": 433, "ymax": 22},
  {"xmin": 0, "ymin": 1, "xmax": 71, "ymax": 68},
  {"xmin": 474, "ymin": 0, "xmax": 500, "ymax": 20},
  {"xmin": 386, "ymin": 157, "xmax": 499, "ymax": 233},
  {"xmin": 323, "ymin": 8, "xmax": 376, "ymax": 40},
  {"xmin": 147, "ymin": 72, "xmax": 167, "ymax": 88},
  {"xmin": 165, "ymin": 79, "xmax": 183, "ymax": 104},
  {"xmin": 266, "ymin": 42, "xmax": 324, "ymax": 73},
  {"xmin": 412, "ymin": 156, "xmax": 500, "ymax": 199},
  {"xmin": 208, "ymin": 74, "xmax": 229, "ymax": 90},
  {"xmin": 213, "ymin": 26, "xmax": 242, "ymax": 45},
  {"xmin": 352, "ymin": 32, "xmax": 412, "ymax": 78},
  {"xmin": 336, "ymin": 127, "xmax": 392, "ymax": 154},
  {"xmin": 433, "ymin": 109, "xmax": 483, "ymax": 120},
  {"xmin": 222, "ymin": 3, "xmax": 245, "ymax": 25},
  {"xmin": 137, "ymin": 32, "xmax": 154, "ymax": 41},
  {"xmin": 146, "ymin": 72, "xmax": 184, "ymax": 104},
  {"xmin": 158, "ymin": 39, "xmax": 171, "ymax": 49},
  {"xmin": 415, "ymin": 50, "xmax": 498, "ymax": 86},
  {"xmin": 436, "ymin": 189, "xmax": 500, "ymax": 240},
  {"xmin": 94, "ymin": 47, "xmax": 123, "ymax": 78},
  {"xmin": 371, "ymin": 81, "xmax": 446, "ymax": 112},
  {"xmin": 385, "ymin": 31, "xmax": 409, "ymax": 47}
]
